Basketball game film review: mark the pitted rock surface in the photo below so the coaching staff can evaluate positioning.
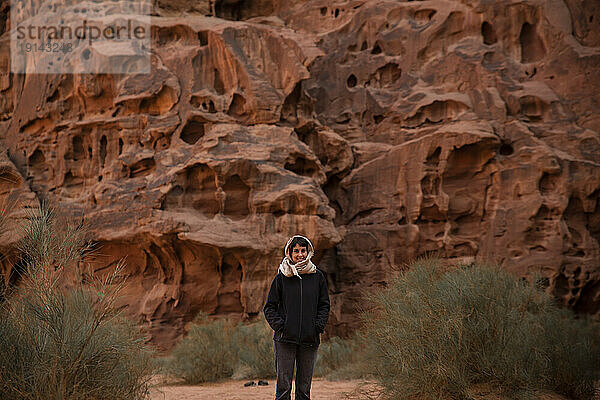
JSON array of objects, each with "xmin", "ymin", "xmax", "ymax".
[{"xmin": 0, "ymin": 0, "xmax": 599, "ymax": 347}]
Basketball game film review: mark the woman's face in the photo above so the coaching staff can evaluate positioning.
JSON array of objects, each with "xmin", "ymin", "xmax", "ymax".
[{"xmin": 291, "ymin": 244, "xmax": 308, "ymax": 264}]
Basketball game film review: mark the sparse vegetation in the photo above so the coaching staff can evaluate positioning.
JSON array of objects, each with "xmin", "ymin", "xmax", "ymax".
[
  {"xmin": 0, "ymin": 202, "xmax": 154, "ymax": 400},
  {"xmin": 167, "ymin": 313, "xmax": 240, "ymax": 383},
  {"xmin": 167, "ymin": 314, "xmax": 368, "ymax": 383},
  {"xmin": 165, "ymin": 314, "xmax": 275, "ymax": 383},
  {"xmin": 360, "ymin": 258, "xmax": 600, "ymax": 400},
  {"xmin": 236, "ymin": 318, "xmax": 276, "ymax": 379},
  {"xmin": 313, "ymin": 335, "xmax": 365, "ymax": 380}
]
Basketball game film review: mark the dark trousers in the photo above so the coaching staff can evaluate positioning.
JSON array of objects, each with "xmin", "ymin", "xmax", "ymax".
[{"xmin": 274, "ymin": 341, "xmax": 318, "ymax": 400}]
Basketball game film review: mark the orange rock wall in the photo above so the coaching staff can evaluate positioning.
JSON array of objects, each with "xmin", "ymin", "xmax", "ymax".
[{"xmin": 0, "ymin": 0, "xmax": 599, "ymax": 348}]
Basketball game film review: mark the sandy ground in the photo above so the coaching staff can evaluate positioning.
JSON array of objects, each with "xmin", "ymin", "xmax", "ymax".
[{"xmin": 150, "ymin": 378, "xmax": 378, "ymax": 400}]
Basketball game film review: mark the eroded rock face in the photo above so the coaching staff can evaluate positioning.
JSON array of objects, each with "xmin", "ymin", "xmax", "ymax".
[{"xmin": 0, "ymin": 0, "xmax": 599, "ymax": 347}]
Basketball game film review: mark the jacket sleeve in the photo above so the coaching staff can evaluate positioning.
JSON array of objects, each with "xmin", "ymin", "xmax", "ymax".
[
  {"xmin": 315, "ymin": 272, "xmax": 330, "ymax": 333},
  {"xmin": 263, "ymin": 274, "xmax": 285, "ymax": 332}
]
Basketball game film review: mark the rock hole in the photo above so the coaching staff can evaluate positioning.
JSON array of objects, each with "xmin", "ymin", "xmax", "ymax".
[
  {"xmin": 223, "ymin": 174, "xmax": 250, "ymax": 220},
  {"xmin": 129, "ymin": 158, "xmax": 156, "ymax": 178},
  {"xmin": 334, "ymin": 8, "xmax": 340, "ymax": 18},
  {"xmin": 87, "ymin": 146, "xmax": 92, "ymax": 159},
  {"xmin": 28, "ymin": 149, "xmax": 45, "ymax": 168},
  {"xmin": 481, "ymin": 21, "xmax": 497, "ymax": 45},
  {"xmin": 99, "ymin": 135, "xmax": 107, "ymax": 167},
  {"xmin": 285, "ymin": 155, "xmax": 318, "ymax": 178},
  {"xmin": 215, "ymin": 254, "xmax": 243, "ymax": 314},
  {"xmin": 426, "ymin": 146, "xmax": 441, "ymax": 166},
  {"xmin": 360, "ymin": 41, "xmax": 368, "ymax": 51},
  {"xmin": 371, "ymin": 63, "xmax": 402, "ymax": 87},
  {"xmin": 157, "ymin": 27, "xmax": 178, "ymax": 45},
  {"xmin": 72, "ymin": 135, "xmax": 85, "ymax": 161},
  {"xmin": 373, "ymin": 115, "xmax": 384, "ymax": 124},
  {"xmin": 140, "ymin": 85, "xmax": 178, "ymax": 116},
  {"xmin": 346, "ymin": 74, "xmax": 357, "ymax": 88},
  {"xmin": 64, "ymin": 171, "xmax": 82, "ymax": 187},
  {"xmin": 280, "ymin": 81, "xmax": 302, "ymax": 124},
  {"xmin": 371, "ymin": 42, "xmax": 382, "ymax": 54},
  {"xmin": 185, "ymin": 164, "xmax": 220, "ymax": 216},
  {"xmin": 98, "ymin": 175, "xmax": 102, "ymax": 182},
  {"xmin": 519, "ymin": 22, "xmax": 546, "ymax": 63},
  {"xmin": 48, "ymin": 88, "xmax": 60, "ymax": 102},
  {"xmin": 227, "ymin": 93, "xmax": 247, "ymax": 118},
  {"xmin": 118, "ymin": 138, "xmax": 124, "ymax": 155},
  {"xmin": 414, "ymin": 9, "xmax": 436, "ymax": 23},
  {"xmin": 197, "ymin": 31, "xmax": 208, "ymax": 46},
  {"xmin": 519, "ymin": 95, "xmax": 547, "ymax": 120},
  {"xmin": 181, "ymin": 119, "xmax": 205, "ymax": 145},
  {"xmin": 337, "ymin": 115, "xmax": 351, "ymax": 124},
  {"xmin": 499, "ymin": 142, "xmax": 514, "ymax": 156},
  {"xmin": 320, "ymin": 7, "xmax": 327, "ymax": 16},
  {"xmin": 192, "ymin": 96, "xmax": 218, "ymax": 113}
]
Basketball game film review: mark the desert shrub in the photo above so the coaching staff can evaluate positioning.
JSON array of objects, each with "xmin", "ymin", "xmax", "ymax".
[
  {"xmin": 167, "ymin": 313, "xmax": 240, "ymax": 383},
  {"xmin": 0, "ymin": 203, "xmax": 154, "ymax": 400},
  {"xmin": 235, "ymin": 318, "xmax": 275, "ymax": 379},
  {"xmin": 0, "ymin": 288, "xmax": 153, "ymax": 400},
  {"xmin": 314, "ymin": 335, "xmax": 366, "ymax": 380},
  {"xmin": 168, "ymin": 315, "xmax": 277, "ymax": 382},
  {"xmin": 361, "ymin": 258, "xmax": 600, "ymax": 400}
]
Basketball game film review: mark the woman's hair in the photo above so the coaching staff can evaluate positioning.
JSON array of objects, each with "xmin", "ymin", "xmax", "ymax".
[{"xmin": 287, "ymin": 236, "xmax": 310, "ymax": 257}]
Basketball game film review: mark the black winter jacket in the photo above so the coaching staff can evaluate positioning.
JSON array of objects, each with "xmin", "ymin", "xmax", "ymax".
[{"xmin": 263, "ymin": 270, "xmax": 330, "ymax": 346}]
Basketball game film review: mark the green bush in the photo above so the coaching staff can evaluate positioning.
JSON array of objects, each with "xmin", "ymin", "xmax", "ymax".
[
  {"xmin": 0, "ymin": 289, "xmax": 153, "ymax": 400},
  {"xmin": 166, "ymin": 315, "xmax": 277, "ymax": 383},
  {"xmin": 236, "ymin": 319, "xmax": 275, "ymax": 379},
  {"xmin": 0, "ymin": 203, "xmax": 154, "ymax": 400},
  {"xmin": 167, "ymin": 313, "xmax": 240, "ymax": 383},
  {"xmin": 169, "ymin": 314, "xmax": 372, "ymax": 383},
  {"xmin": 314, "ymin": 335, "xmax": 365, "ymax": 380},
  {"xmin": 361, "ymin": 258, "xmax": 600, "ymax": 400},
  {"xmin": 167, "ymin": 315, "xmax": 370, "ymax": 383}
]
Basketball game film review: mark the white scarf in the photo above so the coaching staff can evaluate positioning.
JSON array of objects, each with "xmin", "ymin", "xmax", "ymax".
[{"xmin": 278, "ymin": 235, "xmax": 317, "ymax": 279}]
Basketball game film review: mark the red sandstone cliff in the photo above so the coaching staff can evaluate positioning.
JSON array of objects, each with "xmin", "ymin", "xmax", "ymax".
[{"xmin": 0, "ymin": 0, "xmax": 598, "ymax": 348}]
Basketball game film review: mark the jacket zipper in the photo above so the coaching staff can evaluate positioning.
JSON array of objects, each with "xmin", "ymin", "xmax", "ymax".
[{"xmin": 298, "ymin": 277, "xmax": 302, "ymax": 343}]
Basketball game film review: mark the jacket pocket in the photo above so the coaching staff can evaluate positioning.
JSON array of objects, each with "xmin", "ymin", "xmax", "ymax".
[
  {"xmin": 280, "ymin": 315, "xmax": 292, "ymax": 341},
  {"xmin": 300, "ymin": 317, "xmax": 317, "ymax": 344}
]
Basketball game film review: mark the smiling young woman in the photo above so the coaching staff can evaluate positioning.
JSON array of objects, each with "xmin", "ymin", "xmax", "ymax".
[{"xmin": 263, "ymin": 235, "xmax": 330, "ymax": 400}]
